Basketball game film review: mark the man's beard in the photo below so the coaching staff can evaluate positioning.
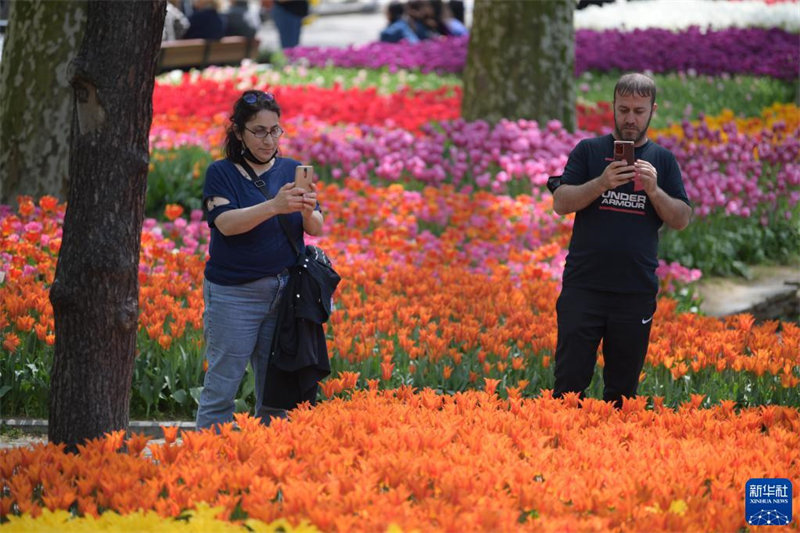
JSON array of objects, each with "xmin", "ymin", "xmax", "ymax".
[{"xmin": 614, "ymin": 113, "xmax": 653, "ymax": 144}]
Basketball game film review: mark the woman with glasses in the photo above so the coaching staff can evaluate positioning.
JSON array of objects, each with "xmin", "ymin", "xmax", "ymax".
[{"xmin": 196, "ymin": 90, "xmax": 323, "ymax": 430}]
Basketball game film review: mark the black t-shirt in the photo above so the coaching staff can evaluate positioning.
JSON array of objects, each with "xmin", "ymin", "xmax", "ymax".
[
  {"xmin": 276, "ymin": 1, "xmax": 309, "ymax": 17},
  {"xmin": 560, "ymin": 134, "xmax": 690, "ymax": 294}
]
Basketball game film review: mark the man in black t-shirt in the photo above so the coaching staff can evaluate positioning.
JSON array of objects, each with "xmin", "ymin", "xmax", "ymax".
[{"xmin": 551, "ymin": 72, "xmax": 692, "ymax": 407}]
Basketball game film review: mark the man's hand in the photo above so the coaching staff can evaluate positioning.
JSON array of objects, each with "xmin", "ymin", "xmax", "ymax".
[
  {"xmin": 598, "ymin": 160, "xmax": 635, "ymax": 192},
  {"xmin": 634, "ymin": 160, "xmax": 659, "ymax": 195}
]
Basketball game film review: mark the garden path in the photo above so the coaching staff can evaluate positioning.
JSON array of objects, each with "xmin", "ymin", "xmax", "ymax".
[{"xmin": 696, "ymin": 264, "xmax": 800, "ymax": 321}]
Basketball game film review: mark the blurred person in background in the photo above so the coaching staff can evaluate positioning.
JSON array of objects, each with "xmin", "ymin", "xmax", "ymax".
[
  {"xmin": 406, "ymin": 0, "xmax": 465, "ymax": 40},
  {"xmin": 449, "ymin": 0, "xmax": 465, "ymax": 24},
  {"xmin": 431, "ymin": 0, "xmax": 467, "ymax": 37},
  {"xmin": 225, "ymin": 0, "xmax": 261, "ymax": 38},
  {"xmin": 262, "ymin": 0, "xmax": 309, "ymax": 49},
  {"xmin": 380, "ymin": 1, "xmax": 420, "ymax": 44},
  {"xmin": 184, "ymin": 0, "xmax": 226, "ymax": 40},
  {"xmin": 577, "ymin": 0, "xmax": 615, "ymax": 9},
  {"xmin": 163, "ymin": 0, "xmax": 191, "ymax": 41},
  {"xmin": 406, "ymin": 0, "xmax": 438, "ymax": 40}
]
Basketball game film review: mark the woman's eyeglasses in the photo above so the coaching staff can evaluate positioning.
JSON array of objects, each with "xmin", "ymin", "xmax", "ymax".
[
  {"xmin": 244, "ymin": 125, "xmax": 284, "ymax": 139},
  {"xmin": 242, "ymin": 91, "xmax": 275, "ymax": 105}
]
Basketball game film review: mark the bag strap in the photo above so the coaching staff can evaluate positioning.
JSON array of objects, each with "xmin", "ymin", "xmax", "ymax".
[{"xmin": 240, "ymin": 160, "xmax": 301, "ymax": 257}]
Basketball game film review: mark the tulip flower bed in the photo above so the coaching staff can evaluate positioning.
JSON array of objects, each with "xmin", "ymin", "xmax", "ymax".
[
  {"xmin": 3, "ymin": 14, "xmax": 800, "ymax": 533},
  {"xmin": 285, "ymin": 27, "xmax": 799, "ymax": 80},
  {"xmin": 1, "ymin": 504, "xmax": 315, "ymax": 533},
  {"xmin": 2, "ymin": 182, "xmax": 799, "ymax": 420},
  {"xmin": 3, "ymin": 391, "xmax": 800, "ymax": 532},
  {"xmin": 150, "ymin": 70, "xmax": 800, "ymax": 205},
  {"xmin": 153, "ymin": 64, "xmax": 797, "ymax": 136},
  {"xmin": 4, "ymin": 36, "xmax": 800, "ymax": 421},
  {"xmin": 152, "ymin": 75, "xmax": 462, "ymax": 137},
  {"xmin": 148, "ymin": 67, "xmax": 800, "ymax": 276}
]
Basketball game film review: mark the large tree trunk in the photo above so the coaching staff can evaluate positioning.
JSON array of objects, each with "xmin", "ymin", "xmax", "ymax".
[
  {"xmin": 48, "ymin": 1, "xmax": 165, "ymax": 451},
  {"xmin": 462, "ymin": 0, "xmax": 575, "ymax": 130},
  {"xmin": 0, "ymin": 1, "xmax": 86, "ymax": 205}
]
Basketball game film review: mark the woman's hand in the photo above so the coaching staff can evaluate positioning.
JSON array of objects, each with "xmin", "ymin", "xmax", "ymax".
[
  {"xmin": 296, "ymin": 181, "xmax": 323, "ymax": 236},
  {"xmin": 271, "ymin": 182, "xmax": 306, "ymax": 215},
  {"xmin": 297, "ymin": 181, "xmax": 318, "ymax": 217}
]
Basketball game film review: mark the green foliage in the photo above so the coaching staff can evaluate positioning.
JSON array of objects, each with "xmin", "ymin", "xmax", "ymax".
[
  {"xmin": 326, "ymin": 337, "xmax": 800, "ymax": 408},
  {"xmin": 146, "ymin": 146, "xmax": 213, "ymax": 219},
  {"xmin": 659, "ymin": 212, "xmax": 800, "ymax": 277},
  {"xmin": 3, "ymin": 318, "xmax": 799, "ymax": 420},
  {"xmin": 0, "ymin": 334, "xmax": 50, "ymax": 418},
  {"xmin": 273, "ymin": 64, "xmax": 462, "ymax": 93},
  {"xmin": 157, "ymin": 63, "xmax": 462, "ymax": 94},
  {"xmin": 642, "ymin": 366, "xmax": 800, "ymax": 408},
  {"xmin": 130, "ymin": 329, "xmax": 255, "ymax": 419},
  {"xmin": 576, "ymin": 71, "xmax": 798, "ymax": 129},
  {"xmin": 0, "ymin": 326, "xmax": 257, "ymax": 421},
  {"xmin": 0, "ymin": 425, "xmax": 27, "ymax": 439}
]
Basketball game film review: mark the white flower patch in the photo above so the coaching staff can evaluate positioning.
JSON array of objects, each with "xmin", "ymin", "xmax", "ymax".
[{"xmin": 575, "ymin": 0, "xmax": 800, "ymax": 32}]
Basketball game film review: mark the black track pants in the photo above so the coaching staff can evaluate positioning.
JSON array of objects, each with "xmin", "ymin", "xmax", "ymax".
[{"xmin": 553, "ymin": 286, "xmax": 657, "ymax": 406}]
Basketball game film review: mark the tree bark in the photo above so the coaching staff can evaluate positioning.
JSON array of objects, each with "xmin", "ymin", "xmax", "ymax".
[
  {"xmin": 48, "ymin": 0, "xmax": 165, "ymax": 451},
  {"xmin": 462, "ymin": 0, "xmax": 575, "ymax": 130},
  {"xmin": 0, "ymin": 1, "xmax": 86, "ymax": 205}
]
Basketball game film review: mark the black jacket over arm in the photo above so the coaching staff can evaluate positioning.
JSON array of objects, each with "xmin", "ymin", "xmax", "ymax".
[{"xmin": 263, "ymin": 247, "xmax": 341, "ymax": 411}]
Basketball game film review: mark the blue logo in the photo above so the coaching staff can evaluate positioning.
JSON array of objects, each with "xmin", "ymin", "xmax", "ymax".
[{"xmin": 745, "ymin": 478, "xmax": 792, "ymax": 526}]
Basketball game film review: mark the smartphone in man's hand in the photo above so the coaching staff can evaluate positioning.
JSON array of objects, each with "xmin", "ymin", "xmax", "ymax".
[
  {"xmin": 613, "ymin": 141, "xmax": 635, "ymax": 165},
  {"xmin": 294, "ymin": 165, "xmax": 314, "ymax": 189}
]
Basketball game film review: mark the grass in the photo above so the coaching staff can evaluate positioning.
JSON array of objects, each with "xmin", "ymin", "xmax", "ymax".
[{"xmin": 0, "ymin": 426, "xmax": 27, "ymax": 439}]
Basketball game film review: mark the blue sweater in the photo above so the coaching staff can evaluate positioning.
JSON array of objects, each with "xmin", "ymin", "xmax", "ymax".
[{"xmin": 203, "ymin": 158, "xmax": 305, "ymax": 284}]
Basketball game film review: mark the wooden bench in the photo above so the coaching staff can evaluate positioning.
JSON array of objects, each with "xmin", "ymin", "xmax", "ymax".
[{"xmin": 158, "ymin": 36, "xmax": 260, "ymax": 71}]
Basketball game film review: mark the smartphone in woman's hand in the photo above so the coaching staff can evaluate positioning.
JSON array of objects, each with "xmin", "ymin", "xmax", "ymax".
[{"xmin": 294, "ymin": 165, "xmax": 314, "ymax": 189}]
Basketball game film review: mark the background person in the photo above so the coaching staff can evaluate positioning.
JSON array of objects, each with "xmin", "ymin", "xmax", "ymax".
[
  {"xmin": 448, "ymin": 0, "xmax": 465, "ymax": 24},
  {"xmin": 196, "ymin": 90, "xmax": 324, "ymax": 430},
  {"xmin": 224, "ymin": 0, "xmax": 261, "ymax": 38},
  {"xmin": 183, "ymin": 0, "xmax": 226, "ymax": 40},
  {"xmin": 406, "ymin": 0, "xmax": 438, "ymax": 40},
  {"xmin": 262, "ymin": 0, "xmax": 309, "ymax": 49},
  {"xmin": 163, "ymin": 0, "xmax": 191, "ymax": 41},
  {"xmin": 380, "ymin": 1, "xmax": 420, "ymax": 44},
  {"xmin": 430, "ymin": 0, "xmax": 467, "ymax": 37},
  {"xmin": 551, "ymin": 72, "xmax": 692, "ymax": 408},
  {"xmin": 440, "ymin": 0, "xmax": 468, "ymax": 36}
]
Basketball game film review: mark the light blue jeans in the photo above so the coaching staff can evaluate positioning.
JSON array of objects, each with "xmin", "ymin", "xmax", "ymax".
[{"xmin": 196, "ymin": 274, "xmax": 287, "ymax": 430}]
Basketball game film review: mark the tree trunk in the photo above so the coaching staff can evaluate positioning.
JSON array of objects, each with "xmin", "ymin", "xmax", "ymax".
[
  {"xmin": 462, "ymin": 0, "xmax": 575, "ymax": 130},
  {"xmin": 0, "ymin": 1, "xmax": 86, "ymax": 205},
  {"xmin": 48, "ymin": 0, "xmax": 165, "ymax": 451}
]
